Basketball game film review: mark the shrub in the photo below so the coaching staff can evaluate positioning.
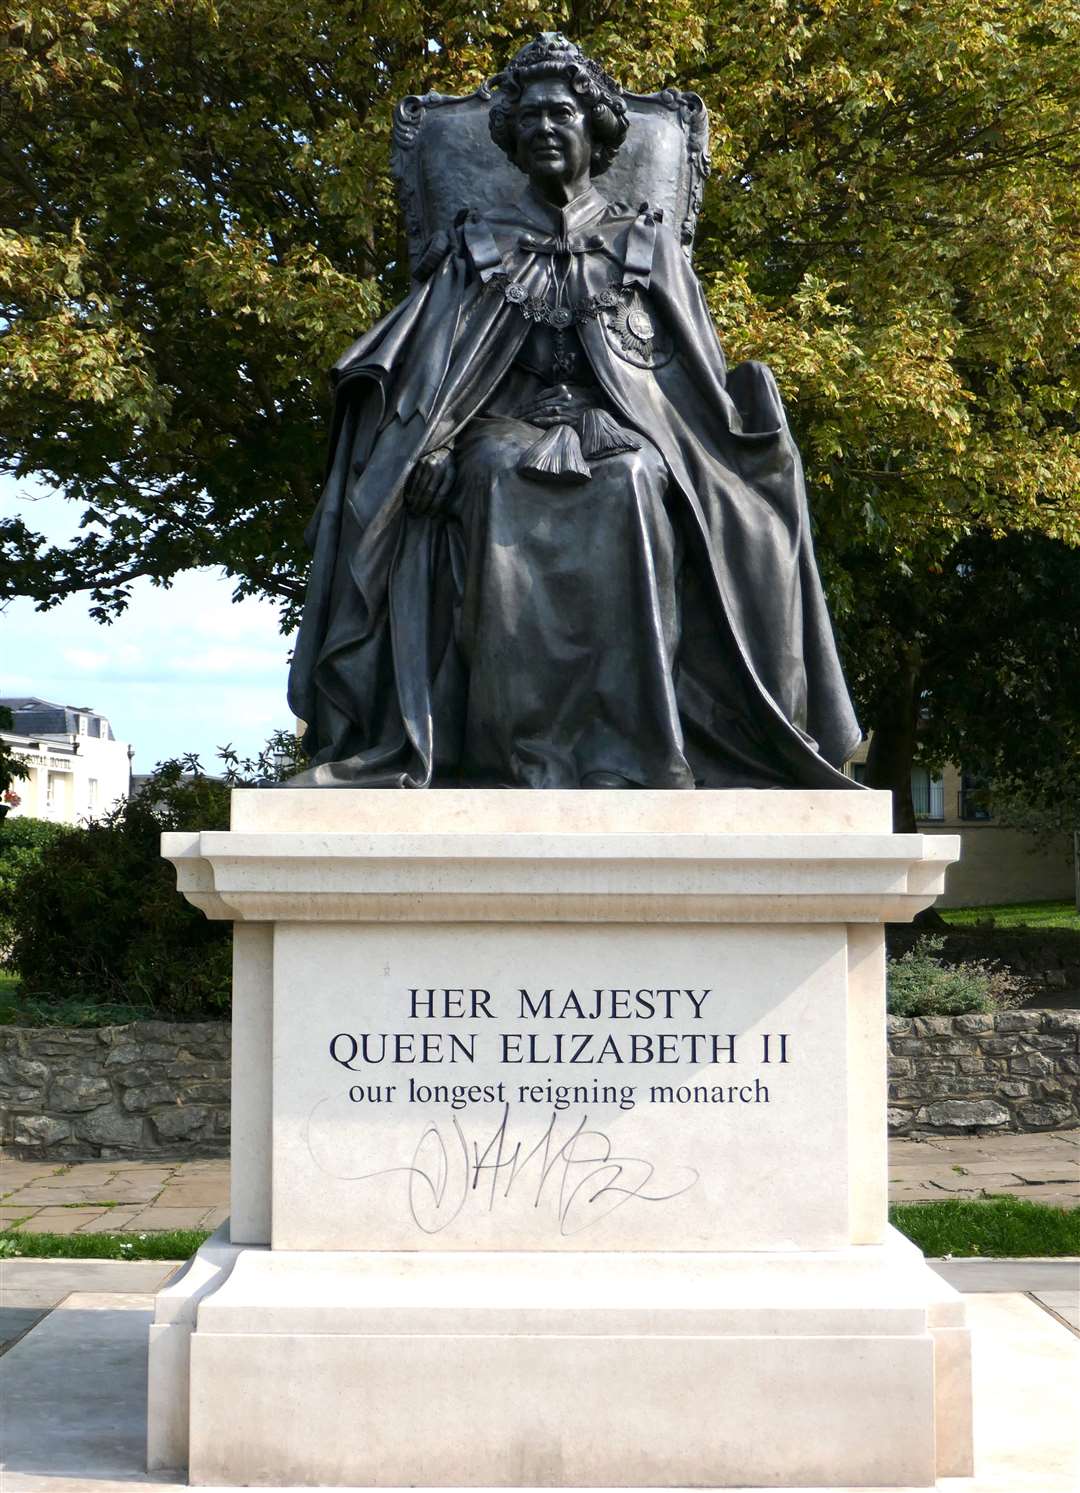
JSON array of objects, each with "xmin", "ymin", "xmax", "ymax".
[
  {"xmin": 3, "ymin": 761, "xmax": 234, "ymax": 1019},
  {"xmin": 2, "ymin": 733, "xmax": 305, "ymax": 1022},
  {"xmin": 0, "ymin": 816, "xmax": 71, "ymax": 958},
  {"xmin": 886, "ymin": 936, "xmax": 1026, "ymax": 1018}
]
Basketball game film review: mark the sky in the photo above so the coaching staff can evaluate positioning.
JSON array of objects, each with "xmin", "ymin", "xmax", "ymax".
[{"xmin": 1, "ymin": 473, "xmax": 296, "ymax": 774}]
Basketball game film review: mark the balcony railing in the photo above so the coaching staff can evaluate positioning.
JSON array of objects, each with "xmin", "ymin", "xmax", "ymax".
[{"xmin": 912, "ymin": 779, "xmax": 945, "ymax": 820}]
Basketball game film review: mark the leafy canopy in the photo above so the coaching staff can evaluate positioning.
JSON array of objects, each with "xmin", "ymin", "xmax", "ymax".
[{"xmin": 1, "ymin": 0, "xmax": 1077, "ymax": 641}]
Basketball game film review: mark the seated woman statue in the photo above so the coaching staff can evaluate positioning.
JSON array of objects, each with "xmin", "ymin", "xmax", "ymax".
[{"xmin": 287, "ymin": 34, "xmax": 862, "ymax": 790}]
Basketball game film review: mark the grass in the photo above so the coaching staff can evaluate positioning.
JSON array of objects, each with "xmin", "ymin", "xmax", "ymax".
[
  {"xmin": 0, "ymin": 969, "xmax": 20, "ymax": 997},
  {"xmin": 940, "ymin": 900, "xmax": 1080, "ymax": 930},
  {"xmin": 889, "ymin": 1195, "xmax": 1080, "ymax": 1257},
  {"xmin": 0, "ymin": 1228, "xmax": 211, "ymax": 1261}
]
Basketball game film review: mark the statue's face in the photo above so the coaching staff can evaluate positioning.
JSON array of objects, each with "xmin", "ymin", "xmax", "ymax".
[{"xmin": 515, "ymin": 78, "xmax": 592, "ymax": 188}]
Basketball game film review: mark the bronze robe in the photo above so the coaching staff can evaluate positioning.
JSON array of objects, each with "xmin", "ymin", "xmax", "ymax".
[{"xmin": 288, "ymin": 185, "xmax": 862, "ymax": 789}]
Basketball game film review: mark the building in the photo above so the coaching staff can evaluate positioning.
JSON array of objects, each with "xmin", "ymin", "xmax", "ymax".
[
  {"xmin": 0, "ymin": 697, "xmax": 131, "ymax": 824},
  {"xmin": 847, "ymin": 743, "xmax": 1074, "ymax": 908}
]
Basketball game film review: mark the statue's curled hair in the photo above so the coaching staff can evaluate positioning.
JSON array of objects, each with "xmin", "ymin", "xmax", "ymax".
[{"xmin": 488, "ymin": 33, "xmax": 629, "ymax": 177}]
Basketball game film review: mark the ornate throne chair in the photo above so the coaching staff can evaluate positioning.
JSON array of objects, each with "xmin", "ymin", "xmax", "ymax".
[{"xmin": 391, "ymin": 81, "xmax": 710, "ymax": 273}]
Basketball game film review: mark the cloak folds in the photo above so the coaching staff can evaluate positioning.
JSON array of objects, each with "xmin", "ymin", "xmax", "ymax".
[{"xmin": 287, "ymin": 187, "xmax": 862, "ymax": 790}]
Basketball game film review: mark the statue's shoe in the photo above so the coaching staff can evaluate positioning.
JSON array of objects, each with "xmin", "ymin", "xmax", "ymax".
[{"xmin": 580, "ymin": 770, "xmax": 635, "ymax": 788}]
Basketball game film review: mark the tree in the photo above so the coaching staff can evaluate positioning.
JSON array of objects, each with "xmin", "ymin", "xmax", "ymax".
[
  {"xmin": 2, "ymin": 1, "xmax": 1077, "ymax": 799},
  {"xmin": 841, "ymin": 534, "xmax": 1080, "ymax": 829},
  {"xmin": 0, "ymin": 705, "xmax": 31, "ymax": 799},
  {"xmin": 0, "ymin": 813, "xmax": 69, "ymax": 954},
  {"xmin": 920, "ymin": 532, "xmax": 1080, "ymax": 861}
]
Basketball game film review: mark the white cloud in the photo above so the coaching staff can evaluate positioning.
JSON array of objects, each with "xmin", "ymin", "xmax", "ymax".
[
  {"xmin": 62, "ymin": 648, "xmax": 110, "ymax": 672},
  {"xmin": 167, "ymin": 644, "xmax": 284, "ymax": 677}
]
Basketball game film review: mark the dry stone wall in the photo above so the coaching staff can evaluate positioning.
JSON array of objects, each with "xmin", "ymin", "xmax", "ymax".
[
  {"xmin": 0, "ymin": 1021, "xmax": 229, "ymax": 1158},
  {"xmin": 2, "ymin": 1012, "xmax": 1077, "ymax": 1157},
  {"xmin": 887, "ymin": 1010, "xmax": 1080, "ymax": 1135}
]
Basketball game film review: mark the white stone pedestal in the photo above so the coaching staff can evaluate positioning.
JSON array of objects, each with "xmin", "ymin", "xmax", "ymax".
[{"xmin": 150, "ymin": 789, "xmax": 971, "ymax": 1487}]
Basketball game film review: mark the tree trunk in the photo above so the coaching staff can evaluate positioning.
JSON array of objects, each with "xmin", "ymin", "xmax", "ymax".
[
  {"xmin": 865, "ymin": 646, "xmax": 948, "ymax": 926},
  {"xmin": 864, "ymin": 646, "xmax": 920, "ymax": 834}
]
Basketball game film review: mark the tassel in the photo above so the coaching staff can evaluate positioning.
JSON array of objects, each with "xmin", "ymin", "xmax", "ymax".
[
  {"xmin": 580, "ymin": 408, "xmax": 641, "ymax": 460},
  {"xmin": 518, "ymin": 424, "xmax": 592, "ymax": 485}
]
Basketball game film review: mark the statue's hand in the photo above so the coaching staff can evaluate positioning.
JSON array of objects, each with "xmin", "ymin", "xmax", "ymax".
[
  {"xmin": 405, "ymin": 445, "xmax": 457, "ymax": 515},
  {"xmin": 521, "ymin": 384, "xmax": 595, "ymax": 431}
]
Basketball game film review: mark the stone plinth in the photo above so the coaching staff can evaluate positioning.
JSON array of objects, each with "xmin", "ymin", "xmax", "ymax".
[{"xmin": 149, "ymin": 789, "xmax": 971, "ymax": 1487}]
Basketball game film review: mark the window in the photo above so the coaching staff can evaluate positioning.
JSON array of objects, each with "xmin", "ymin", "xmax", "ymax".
[
  {"xmin": 958, "ymin": 772, "xmax": 993, "ymax": 821},
  {"xmin": 911, "ymin": 765, "xmax": 944, "ymax": 821}
]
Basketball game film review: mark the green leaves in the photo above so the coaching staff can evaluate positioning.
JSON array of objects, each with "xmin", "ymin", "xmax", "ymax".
[{"xmin": 0, "ymin": 0, "xmax": 1075, "ymax": 669}]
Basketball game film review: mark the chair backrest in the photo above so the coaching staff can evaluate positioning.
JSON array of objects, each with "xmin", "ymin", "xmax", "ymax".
[{"xmin": 392, "ymin": 84, "xmax": 710, "ymax": 275}]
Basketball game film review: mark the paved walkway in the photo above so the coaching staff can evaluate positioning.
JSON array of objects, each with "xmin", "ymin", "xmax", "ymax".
[
  {"xmin": 887, "ymin": 1129, "xmax": 1079, "ymax": 1209},
  {"xmin": 0, "ymin": 1130, "xmax": 1076, "ymax": 1237},
  {"xmin": 0, "ymin": 1155, "xmax": 229, "ymax": 1236}
]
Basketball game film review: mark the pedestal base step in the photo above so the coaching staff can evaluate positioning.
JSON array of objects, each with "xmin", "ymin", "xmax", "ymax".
[{"xmin": 149, "ymin": 1228, "xmax": 972, "ymax": 1488}]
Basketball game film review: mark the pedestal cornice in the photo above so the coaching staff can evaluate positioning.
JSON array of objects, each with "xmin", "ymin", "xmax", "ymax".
[{"xmin": 163, "ymin": 794, "xmax": 959, "ymax": 925}]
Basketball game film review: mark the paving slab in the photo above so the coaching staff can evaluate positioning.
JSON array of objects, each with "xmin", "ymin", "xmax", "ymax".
[
  {"xmin": 90, "ymin": 1183, "xmax": 171, "ymax": 1204},
  {"xmin": 151, "ymin": 1182, "xmax": 230, "ymax": 1207},
  {"xmin": 76, "ymin": 1208, "xmax": 145, "ymax": 1234},
  {"xmin": 13, "ymin": 1208, "xmax": 115, "ymax": 1234},
  {"xmin": 9, "ymin": 1170, "xmax": 119, "ymax": 1189},
  {"xmin": 157, "ymin": 1158, "xmax": 228, "ymax": 1174},
  {"xmin": 0, "ymin": 1257, "xmax": 182, "ymax": 1308},
  {"xmin": 939, "ymin": 1160, "xmax": 1044, "ymax": 1176},
  {"xmin": 0, "ymin": 1290, "xmax": 1076, "ymax": 1492},
  {"xmin": 1022, "ymin": 1188, "xmax": 1079, "ymax": 1208},
  {"xmin": 0, "ymin": 1292, "xmax": 170, "ymax": 1485},
  {"xmin": 1032, "ymin": 1290, "xmax": 1080, "ymax": 1332},
  {"xmin": 943, "ymin": 1134, "xmax": 1076, "ymax": 1156},
  {"xmin": 0, "ymin": 1161, "xmax": 55, "ymax": 1186},
  {"xmin": 0, "ymin": 1306, "xmax": 47, "ymax": 1355},
  {"xmin": 1006, "ymin": 1164, "xmax": 1079, "ymax": 1184},
  {"xmin": 924, "ymin": 1172, "xmax": 1029, "ymax": 1194},
  {"xmin": 125, "ymin": 1205, "xmax": 216, "ymax": 1230},
  {"xmin": 896, "ymin": 1133, "xmax": 1075, "ymax": 1156},
  {"xmin": 929, "ymin": 1258, "xmax": 1080, "ymax": 1294},
  {"xmin": 0, "ymin": 1187, "xmax": 115, "ymax": 1206}
]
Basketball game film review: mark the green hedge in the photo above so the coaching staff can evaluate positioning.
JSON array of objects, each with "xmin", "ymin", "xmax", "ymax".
[
  {"xmin": 3, "ymin": 765, "xmax": 233, "ymax": 1020},
  {"xmin": 0, "ymin": 816, "xmax": 70, "ymax": 956}
]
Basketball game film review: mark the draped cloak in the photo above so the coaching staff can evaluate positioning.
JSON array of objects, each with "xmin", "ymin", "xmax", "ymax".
[{"xmin": 287, "ymin": 185, "xmax": 862, "ymax": 789}]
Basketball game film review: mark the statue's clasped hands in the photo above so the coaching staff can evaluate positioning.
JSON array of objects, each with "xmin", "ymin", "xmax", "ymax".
[
  {"xmin": 406, "ymin": 445, "xmax": 457, "ymax": 515},
  {"xmin": 521, "ymin": 384, "xmax": 594, "ymax": 430}
]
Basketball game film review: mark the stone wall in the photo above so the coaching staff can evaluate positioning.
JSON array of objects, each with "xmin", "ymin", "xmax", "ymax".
[
  {"xmin": 888, "ymin": 1010, "xmax": 1080, "ymax": 1135},
  {"xmin": 3, "ymin": 1012, "xmax": 1078, "ymax": 1157},
  {"xmin": 0, "ymin": 1021, "xmax": 230, "ymax": 1158}
]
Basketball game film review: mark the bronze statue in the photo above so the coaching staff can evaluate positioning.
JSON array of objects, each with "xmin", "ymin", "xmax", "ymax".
[{"xmin": 287, "ymin": 34, "xmax": 861, "ymax": 789}]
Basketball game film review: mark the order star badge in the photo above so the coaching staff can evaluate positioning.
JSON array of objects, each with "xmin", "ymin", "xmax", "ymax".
[{"xmin": 605, "ymin": 293, "xmax": 673, "ymax": 367}]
